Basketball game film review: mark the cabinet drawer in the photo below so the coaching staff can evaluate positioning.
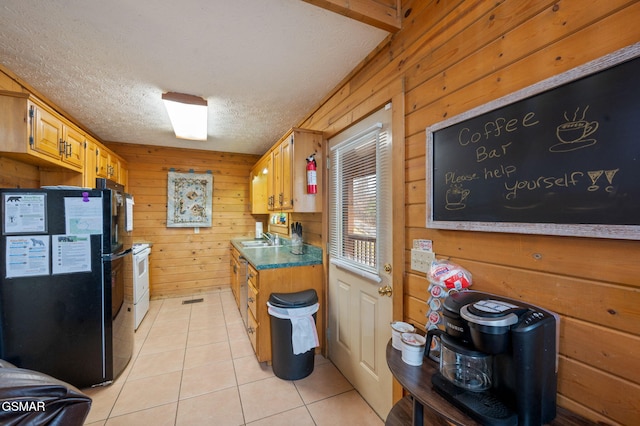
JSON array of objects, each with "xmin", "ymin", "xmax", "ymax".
[
  {"xmin": 247, "ymin": 312, "xmax": 258, "ymax": 353},
  {"xmin": 248, "ymin": 265, "xmax": 258, "ymax": 289},
  {"xmin": 248, "ymin": 282, "xmax": 258, "ymax": 319}
]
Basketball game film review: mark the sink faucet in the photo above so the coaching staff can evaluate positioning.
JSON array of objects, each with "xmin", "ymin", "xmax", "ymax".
[
  {"xmin": 262, "ymin": 232, "xmax": 274, "ymax": 245},
  {"xmin": 262, "ymin": 232, "xmax": 281, "ymax": 246}
]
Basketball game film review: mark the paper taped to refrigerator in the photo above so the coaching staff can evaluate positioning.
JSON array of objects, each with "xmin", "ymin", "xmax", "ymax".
[
  {"xmin": 64, "ymin": 197, "xmax": 103, "ymax": 235},
  {"xmin": 5, "ymin": 235, "xmax": 50, "ymax": 278},
  {"xmin": 3, "ymin": 193, "xmax": 47, "ymax": 234}
]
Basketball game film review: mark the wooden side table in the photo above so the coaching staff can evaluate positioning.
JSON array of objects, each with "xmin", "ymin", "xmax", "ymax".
[{"xmin": 385, "ymin": 341, "xmax": 595, "ymax": 426}]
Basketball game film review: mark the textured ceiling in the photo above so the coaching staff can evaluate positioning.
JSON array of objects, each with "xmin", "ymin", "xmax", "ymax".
[{"xmin": 0, "ymin": 0, "xmax": 388, "ymax": 155}]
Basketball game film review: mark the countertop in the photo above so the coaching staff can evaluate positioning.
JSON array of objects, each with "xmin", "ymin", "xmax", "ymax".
[{"xmin": 231, "ymin": 238, "xmax": 323, "ymax": 270}]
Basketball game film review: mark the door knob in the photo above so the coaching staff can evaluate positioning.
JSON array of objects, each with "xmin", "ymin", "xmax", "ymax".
[{"xmin": 378, "ymin": 285, "xmax": 392, "ymax": 297}]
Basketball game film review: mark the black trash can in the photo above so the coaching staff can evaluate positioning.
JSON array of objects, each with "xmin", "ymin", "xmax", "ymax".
[{"xmin": 267, "ymin": 289, "xmax": 319, "ymax": 380}]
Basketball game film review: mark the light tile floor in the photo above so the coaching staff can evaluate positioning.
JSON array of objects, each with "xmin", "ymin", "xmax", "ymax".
[{"xmin": 83, "ymin": 289, "xmax": 384, "ymax": 425}]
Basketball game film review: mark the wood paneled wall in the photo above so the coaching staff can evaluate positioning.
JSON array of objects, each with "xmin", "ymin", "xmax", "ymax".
[
  {"xmin": 290, "ymin": 212, "xmax": 322, "ymax": 247},
  {"xmin": 0, "ymin": 156, "xmax": 40, "ymax": 188},
  {"xmin": 107, "ymin": 142, "xmax": 260, "ymax": 299},
  {"xmin": 298, "ymin": 0, "xmax": 640, "ymax": 423}
]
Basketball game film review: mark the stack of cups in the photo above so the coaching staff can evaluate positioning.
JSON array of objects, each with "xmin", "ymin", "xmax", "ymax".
[{"xmin": 390, "ymin": 321, "xmax": 415, "ymax": 350}]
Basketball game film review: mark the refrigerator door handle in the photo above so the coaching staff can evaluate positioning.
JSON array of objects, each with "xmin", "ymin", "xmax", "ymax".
[{"xmin": 105, "ymin": 248, "xmax": 132, "ymax": 261}]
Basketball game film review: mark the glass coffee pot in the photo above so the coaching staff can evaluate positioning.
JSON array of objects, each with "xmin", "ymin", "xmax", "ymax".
[{"xmin": 426, "ymin": 329, "xmax": 492, "ymax": 391}]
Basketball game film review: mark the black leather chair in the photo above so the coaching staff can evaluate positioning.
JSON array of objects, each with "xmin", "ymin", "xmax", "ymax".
[{"xmin": 0, "ymin": 359, "xmax": 92, "ymax": 426}]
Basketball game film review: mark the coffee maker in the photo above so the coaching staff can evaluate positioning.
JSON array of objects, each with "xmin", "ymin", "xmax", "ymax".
[{"xmin": 426, "ymin": 291, "xmax": 559, "ymax": 426}]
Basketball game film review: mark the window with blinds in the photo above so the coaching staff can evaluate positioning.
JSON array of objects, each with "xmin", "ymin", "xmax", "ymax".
[{"xmin": 329, "ymin": 124, "xmax": 390, "ymax": 277}]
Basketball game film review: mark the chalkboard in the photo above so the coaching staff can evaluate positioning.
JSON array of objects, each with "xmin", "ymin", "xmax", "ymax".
[{"xmin": 426, "ymin": 43, "xmax": 640, "ymax": 240}]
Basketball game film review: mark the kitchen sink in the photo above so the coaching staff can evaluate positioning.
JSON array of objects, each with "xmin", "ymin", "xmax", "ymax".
[{"xmin": 241, "ymin": 240, "xmax": 271, "ymax": 248}]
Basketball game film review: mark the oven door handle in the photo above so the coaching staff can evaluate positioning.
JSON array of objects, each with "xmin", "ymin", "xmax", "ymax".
[{"xmin": 104, "ymin": 248, "xmax": 132, "ymax": 261}]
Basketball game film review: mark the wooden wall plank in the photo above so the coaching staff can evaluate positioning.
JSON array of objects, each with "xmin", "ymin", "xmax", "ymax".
[
  {"xmin": 561, "ymin": 317, "xmax": 640, "ymax": 384},
  {"xmin": 558, "ymin": 356, "xmax": 640, "ymax": 425},
  {"xmin": 405, "ymin": 226, "xmax": 640, "ymax": 288}
]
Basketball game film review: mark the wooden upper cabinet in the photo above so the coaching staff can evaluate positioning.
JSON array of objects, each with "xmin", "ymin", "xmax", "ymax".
[
  {"xmin": 0, "ymin": 90, "xmax": 127, "ymax": 187},
  {"xmin": 261, "ymin": 128, "xmax": 323, "ymax": 213},
  {"xmin": 31, "ymin": 99, "xmax": 85, "ymax": 171},
  {"xmin": 61, "ymin": 122, "xmax": 85, "ymax": 169},
  {"xmin": 109, "ymin": 155, "xmax": 121, "ymax": 183},
  {"xmin": 32, "ymin": 104, "xmax": 64, "ymax": 160},
  {"xmin": 96, "ymin": 145, "xmax": 109, "ymax": 178},
  {"xmin": 266, "ymin": 153, "xmax": 274, "ymax": 211},
  {"xmin": 84, "ymin": 137, "xmax": 99, "ymax": 188},
  {"xmin": 96, "ymin": 145, "xmax": 127, "ymax": 185},
  {"xmin": 279, "ymin": 135, "xmax": 293, "ymax": 210},
  {"xmin": 250, "ymin": 156, "xmax": 270, "ymax": 214},
  {"xmin": 272, "ymin": 139, "xmax": 286, "ymax": 210},
  {"xmin": 0, "ymin": 91, "xmax": 85, "ymax": 172},
  {"xmin": 96, "ymin": 144, "xmax": 122, "ymax": 183}
]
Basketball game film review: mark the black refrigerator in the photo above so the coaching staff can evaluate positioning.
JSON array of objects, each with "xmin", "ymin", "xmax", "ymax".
[{"xmin": 0, "ymin": 181, "xmax": 134, "ymax": 388}]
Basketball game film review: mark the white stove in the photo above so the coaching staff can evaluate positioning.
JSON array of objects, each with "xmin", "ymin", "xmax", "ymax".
[
  {"xmin": 132, "ymin": 243, "xmax": 151, "ymax": 329},
  {"xmin": 133, "ymin": 243, "xmax": 150, "ymax": 255}
]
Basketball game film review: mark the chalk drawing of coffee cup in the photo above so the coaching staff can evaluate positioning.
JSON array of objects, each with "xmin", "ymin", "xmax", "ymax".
[
  {"xmin": 551, "ymin": 106, "xmax": 598, "ymax": 152},
  {"xmin": 446, "ymin": 185, "xmax": 470, "ymax": 210},
  {"xmin": 557, "ymin": 120, "xmax": 598, "ymax": 143}
]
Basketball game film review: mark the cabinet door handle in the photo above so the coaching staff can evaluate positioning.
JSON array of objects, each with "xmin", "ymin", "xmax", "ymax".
[
  {"xmin": 247, "ymin": 326, "xmax": 255, "ymax": 334},
  {"xmin": 65, "ymin": 142, "xmax": 72, "ymax": 157},
  {"xmin": 248, "ymin": 296, "xmax": 254, "ymax": 303},
  {"xmin": 59, "ymin": 139, "xmax": 66, "ymax": 155},
  {"xmin": 29, "ymin": 105, "xmax": 35, "ymax": 146},
  {"xmin": 279, "ymin": 193, "xmax": 283, "ymax": 206}
]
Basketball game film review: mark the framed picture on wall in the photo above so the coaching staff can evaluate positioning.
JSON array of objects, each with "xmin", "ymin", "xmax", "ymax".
[{"xmin": 167, "ymin": 171, "xmax": 213, "ymax": 228}]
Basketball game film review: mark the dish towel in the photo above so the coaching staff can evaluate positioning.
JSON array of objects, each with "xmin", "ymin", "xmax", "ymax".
[{"xmin": 267, "ymin": 302, "xmax": 319, "ymax": 355}]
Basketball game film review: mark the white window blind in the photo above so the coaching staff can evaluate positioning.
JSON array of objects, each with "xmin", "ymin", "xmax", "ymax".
[{"xmin": 329, "ymin": 123, "xmax": 391, "ymax": 278}]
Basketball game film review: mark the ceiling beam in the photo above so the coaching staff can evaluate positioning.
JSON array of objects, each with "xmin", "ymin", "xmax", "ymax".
[{"xmin": 302, "ymin": 0, "xmax": 401, "ymax": 32}]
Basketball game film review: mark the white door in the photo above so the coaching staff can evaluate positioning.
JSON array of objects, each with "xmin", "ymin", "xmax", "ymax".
[{"xmin": 327, "ymin": 105, "xmax": 393, "ymax": 419}]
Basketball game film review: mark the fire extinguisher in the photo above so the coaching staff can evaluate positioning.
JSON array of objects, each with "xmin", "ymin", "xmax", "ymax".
[{"xmin": 306, "ymin": 154, "xmax": 317, "ymax": 194}]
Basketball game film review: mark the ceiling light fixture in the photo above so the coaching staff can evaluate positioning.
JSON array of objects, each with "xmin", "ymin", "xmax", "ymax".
[{"xmin": 162, "ymin": 92, "xmax": 208, "ymax": 141}]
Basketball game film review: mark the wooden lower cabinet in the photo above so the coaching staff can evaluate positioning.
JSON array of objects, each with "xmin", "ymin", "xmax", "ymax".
[
  {"xmin": 247, "ymin": 310, "xmax": 259, "ymax": 352},
  {"xmin": 229, "ymin": 247, "xmax": 242, "ymax": 307},
  {"xmin": 246, "ymin": 262, "xmax": 323, "ymax": 363}
]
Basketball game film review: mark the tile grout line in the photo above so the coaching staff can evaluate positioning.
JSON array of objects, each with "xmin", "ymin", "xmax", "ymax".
[
  {"xmin": 94, "ymin": 297, "xmax": 163, "ymax": 423},
  {"xmin": 221, "ymin": 290, "xmax": 248, "ymax": 426},
  {"xmin": 172, "ymin": 297, "xmax": 193, "ymax": 426}
]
